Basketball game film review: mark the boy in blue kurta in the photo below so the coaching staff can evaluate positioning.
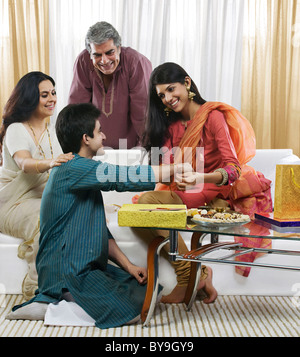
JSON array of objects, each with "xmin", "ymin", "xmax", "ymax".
[{"xmin": 7, "ymin": 103, "xmax": 182, "ymax": 328}]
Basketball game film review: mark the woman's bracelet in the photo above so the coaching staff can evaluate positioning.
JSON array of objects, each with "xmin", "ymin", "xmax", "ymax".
[
  {"xmin": 35, "ymin": 160, "xmax": 42, "ymax": 174},
  {"xmin": 214, "ymin": 168, "xmax": 228, "ymax": 186}
]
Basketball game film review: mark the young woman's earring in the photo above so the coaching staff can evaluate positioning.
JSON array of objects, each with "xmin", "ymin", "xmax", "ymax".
[
  {"xmin": 186, "ymin": 86, "xmax": 196, "ymax": 101},
  {"xmin": 164, "ymin": 107, "xmax": 172, "ymax": 117}
]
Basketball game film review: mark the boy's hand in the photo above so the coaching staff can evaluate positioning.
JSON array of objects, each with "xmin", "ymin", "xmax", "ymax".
[{"xmin": 128, "ymin": 265, "xmax": 147, "ymax": 285}]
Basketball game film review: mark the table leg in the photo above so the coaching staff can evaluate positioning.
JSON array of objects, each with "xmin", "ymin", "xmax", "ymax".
[
  {"xmin": 141, "ymin": 235, "xmax": 169, "ymax": 326},
  {"xmin": 169, "ymin": 229, "xmax": 178, "ymax": 262},
  {"xmin": 184, "ymin": 232, "xmax": 206, "ymax": 310}
]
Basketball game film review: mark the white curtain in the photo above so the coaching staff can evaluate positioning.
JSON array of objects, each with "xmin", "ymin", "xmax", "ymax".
[{"xmin": 49, "ymin": 0, "xmax": 245, "ymax": 117}]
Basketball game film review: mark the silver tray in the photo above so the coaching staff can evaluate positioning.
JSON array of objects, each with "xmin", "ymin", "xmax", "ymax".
[{"xmin": 191, "ymin": 218, "xmax": 251, "ymax": 228}]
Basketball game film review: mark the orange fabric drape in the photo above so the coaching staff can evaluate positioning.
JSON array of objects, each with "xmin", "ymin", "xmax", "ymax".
[{"xmin": 177, "ymin": 102, "xmax": 256, "ymax": 168}]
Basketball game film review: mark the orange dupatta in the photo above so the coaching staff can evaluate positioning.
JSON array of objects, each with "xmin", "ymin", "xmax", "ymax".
[{"xmin": 156, "ymin": 101, "xmax": 256, "ymax": 192}]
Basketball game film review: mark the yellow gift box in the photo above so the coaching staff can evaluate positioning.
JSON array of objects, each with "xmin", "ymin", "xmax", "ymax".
[
  {"xmin": 118, "ymin": 204, "xmax": 187, "ymax": 228},
  {"xmin": 274, "ymin": 164, "xmax": 300, "ymax": 220}
]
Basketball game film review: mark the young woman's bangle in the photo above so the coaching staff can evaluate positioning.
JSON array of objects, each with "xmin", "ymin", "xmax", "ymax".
[
  {"xmin": 214, "ymin": 168, "xmax": 228, "ymax": 186},
  {"xmin": 35, "ymin": 160, "xmax": 42, "ymax": 174}
]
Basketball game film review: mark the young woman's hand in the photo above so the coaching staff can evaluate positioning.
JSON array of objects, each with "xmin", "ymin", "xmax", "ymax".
[{"xmin": 175, "ymin": 171, "xmax": 204, "ymax": 190}]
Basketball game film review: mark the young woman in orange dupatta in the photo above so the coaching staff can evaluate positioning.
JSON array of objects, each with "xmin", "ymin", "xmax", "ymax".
[{"xmin": 136, "ymin": 63, "xmax": 273, "ymax": 303}]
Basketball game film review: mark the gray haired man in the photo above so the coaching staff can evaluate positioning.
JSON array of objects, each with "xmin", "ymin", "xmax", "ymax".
[{"xmin": 69, "ymin": 22, "xmax": 152, "ymax": 149}]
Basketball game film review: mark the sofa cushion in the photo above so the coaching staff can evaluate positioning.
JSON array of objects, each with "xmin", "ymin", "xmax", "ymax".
[{"xmin": 0, "ymin": 233, "xmax": 23, "ymax": 245}]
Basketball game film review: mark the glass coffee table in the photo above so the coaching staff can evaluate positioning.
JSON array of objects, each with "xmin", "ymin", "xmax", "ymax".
[{"xmin": 138, "ymin": 217, "xmax": 300, "ymax": 326}]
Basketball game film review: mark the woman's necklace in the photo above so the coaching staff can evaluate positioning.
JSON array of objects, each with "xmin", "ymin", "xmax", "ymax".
[{"xmin": 27, "ymin": 122, "xmax": 53, "ymax": 161}]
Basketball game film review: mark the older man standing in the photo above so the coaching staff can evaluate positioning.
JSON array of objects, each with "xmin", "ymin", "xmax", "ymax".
[{"xmin": 68, "ymin": 21, "xmax": 152, "ymax": 149}]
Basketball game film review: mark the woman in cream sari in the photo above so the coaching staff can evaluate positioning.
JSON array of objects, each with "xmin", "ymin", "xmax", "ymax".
[{"xmin": 0, "ymin": 72, "xmax": 74, "ymax": 300}]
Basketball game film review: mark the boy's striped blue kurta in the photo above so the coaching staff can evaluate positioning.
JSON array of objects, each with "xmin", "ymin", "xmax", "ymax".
[{"xmin": 13, "ymin": 154, "xmax": 155, "ymax": 328}]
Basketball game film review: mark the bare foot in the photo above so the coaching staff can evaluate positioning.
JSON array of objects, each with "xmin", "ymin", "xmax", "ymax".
[
  {"xmin": 197, "ymin": 266, "xmax": 218, "ymax": 304},
  {"xmin": 160, "ymin": 266, "xmax": 217, "ymax": 304}
]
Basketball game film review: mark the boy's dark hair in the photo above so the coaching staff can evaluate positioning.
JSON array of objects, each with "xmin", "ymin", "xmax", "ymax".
[{"xmin": 56, "ymin": 103, "xmax": 101, "ymax": 153}]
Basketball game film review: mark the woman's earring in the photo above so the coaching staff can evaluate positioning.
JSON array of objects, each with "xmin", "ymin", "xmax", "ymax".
[
  {"xmin": 186, "ymin": 86, "xmax": 196, "ymax": 101},
  {"xmin": 164, "ymin": 107, "xmax": 172, "ymax": 117}
]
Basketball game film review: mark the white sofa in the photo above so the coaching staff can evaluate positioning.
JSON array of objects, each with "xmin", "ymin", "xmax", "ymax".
[{"xmin": 1, "ymin": 149, "xmax": 300, "ymax": 297}]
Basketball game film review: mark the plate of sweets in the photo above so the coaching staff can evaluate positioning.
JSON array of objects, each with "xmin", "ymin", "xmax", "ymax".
[{"xmin": 188, "ymin": 207, "xmax": 250, "ymax": 227}]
